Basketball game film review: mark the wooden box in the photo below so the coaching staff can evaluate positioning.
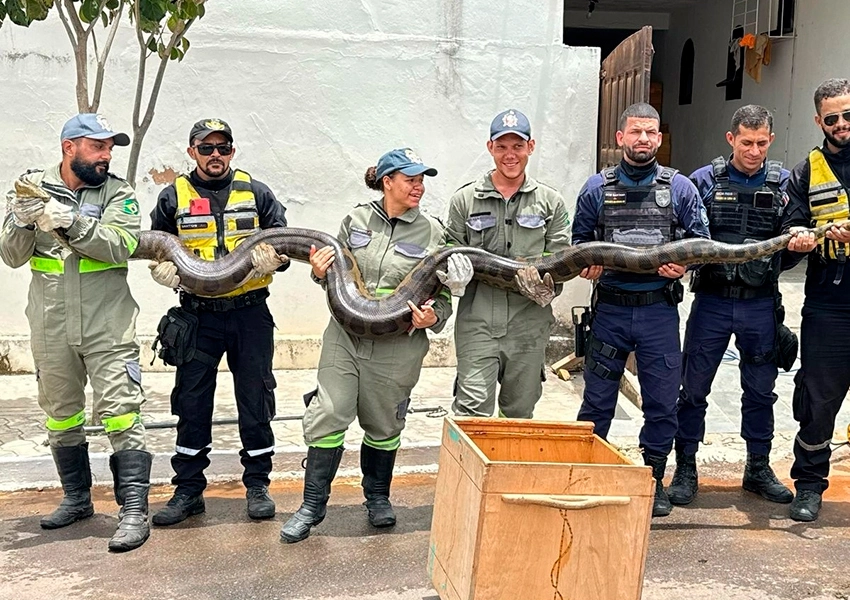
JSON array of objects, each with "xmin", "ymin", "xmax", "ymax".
[{"xmin": 428, "ymin": 418, "xmax": 653, "ymax": 600}]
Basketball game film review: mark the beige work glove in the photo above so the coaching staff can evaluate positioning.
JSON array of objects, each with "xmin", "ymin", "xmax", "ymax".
[
  {"xmin": 514, "ymin": 265, "xmax": 556, "ymax": 307},
  {"xmin": 35, "ymin": 198, "xmax": 74, "ymax": 231},
  {"xmin": 250, "ymin": 242, "xmax": 289, "ymax": 276},
  {"xmin": 149, "ymin": 261, "xmax": 180, "ymax": 289},
  {"xmin": 8, "ymin": 195, "xmax": 45, "ymax": 227}
]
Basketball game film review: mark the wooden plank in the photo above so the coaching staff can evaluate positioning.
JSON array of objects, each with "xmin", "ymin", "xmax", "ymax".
[{"xmin": 550, "ymin": 353, "xmax": 584, "ymax": 373}]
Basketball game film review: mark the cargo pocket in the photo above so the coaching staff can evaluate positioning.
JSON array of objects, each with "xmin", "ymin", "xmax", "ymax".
[
  {"xmin": 516, "ymin": 214, "xmax": 546, "ymax": 229},
  {"xmin": 125, "ymin": 360, "xmax": 142, "ymax": 386},
  {"xmin": 664, "ymin": 352, "xmax": 682, "ymax": 371},
  {"xmin": 263, "ymin": 374, "xmax": 277, "ymax": 421},
  {"xmin": 348, "ymin": 228, "xmax": 372, "ymax": 249},
  {"xmin": 792, "ymin": 370, "xmax": 809, "ymax": 424}
]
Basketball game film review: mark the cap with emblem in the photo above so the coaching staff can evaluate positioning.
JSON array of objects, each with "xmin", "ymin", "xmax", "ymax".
[
  {"xmin": 375, "ymin": 148, "xmax": 438, "ymax": 180},
  {"xmin": 189, "ymin": 118, "xmax": 233, "ymax": 144},
  {"xmin": 489, "ymin": 109, "xmax": 531, "ymax": 141},
  {"xmin": 61, "ymin": 113, "xmax": 130, "ymax": 146}
]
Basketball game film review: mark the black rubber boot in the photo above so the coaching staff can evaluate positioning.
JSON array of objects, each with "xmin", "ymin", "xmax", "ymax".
[
  {"xmin": 246, "ymin": 486, "xmax": 276, "ymax": 519},
  {"xmin": 742, "ymin": 453, "xmax": 793, "ymax": 504},
  {"xmin": 152, "ymin": 493, "xmax": 205, "ymax": 526},
  {"xmin": 108, "ymin": 449, "xmax": 153, "ymax": 552},
  {"xmin": 280, "ymin": 446, "xmax": 344, "ymax": 543},
  {"xmin": 40, "ymin": 443, "xmax": 95, "ymax": 530},
  {"xmin": 644, "ymin": 453, "xmax": 673, "ymax": 517},
  {"xmin": 667, "ymin": 451, "xmax": 698, "ymax": 506},
  {"xmin": 789, "ymin": 489, "xmax": 822, "ymax": 522},
  {"xmin": 361, "ymin": 444, "xmax": 397, "ymax": 528}
]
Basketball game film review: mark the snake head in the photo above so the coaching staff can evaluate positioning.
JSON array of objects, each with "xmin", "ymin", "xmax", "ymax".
[{"xmin": 14, "ymin": 178, "xmax": 51, "ymax": 200}]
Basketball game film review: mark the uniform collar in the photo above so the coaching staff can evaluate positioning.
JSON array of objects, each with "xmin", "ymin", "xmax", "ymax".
[
  {"xmin": 475, "ymin": 171, "xmax": 538, "ymax": 199},
  {"xmin": 370, "ymin": 199, "xmax": 420, "ymax": 224},
  {"xmin": 726, "ymin": 156, "xmax": 767, "ymax": 185},
  {"xmin": 44, "ymin": 162, "xmax": 109, "ymax": 194}
]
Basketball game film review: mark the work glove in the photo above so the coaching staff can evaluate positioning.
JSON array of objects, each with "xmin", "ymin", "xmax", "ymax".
[
  {"xmin": 514, "ymin": 265, "xmax": 556, "ymax": 307},
  {"xmin": 149, "ymin": 261, "xmax": 180, "ymax": 289},
  {"xmin": 250, "ymin": 242, "xmax": 289, "ymax": 276},
  {"xmin": 436, "ymin": 253, "xmax": 474, "ymax": 297},
  {"xmin": 35, "ymin": 198, "xmax": 74, "ymax": 232},
  {"xmin": 8, "ymin": 195, "xmax": 45, "ymax": 227}
]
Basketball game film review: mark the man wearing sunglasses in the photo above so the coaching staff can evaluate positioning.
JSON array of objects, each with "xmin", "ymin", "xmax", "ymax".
[
  {"xmin": 781, "ymin": 78, "xmax": 850, "ymax": 522},
  {"xmin": 668, "ymin": 105, "xmax": 804, "ymax": 509},
  {"xmin": 149, "ymin": 118, "xmax": 289, "ymax": 526}
]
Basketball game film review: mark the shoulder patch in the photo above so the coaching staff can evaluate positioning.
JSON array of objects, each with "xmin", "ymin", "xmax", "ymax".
[{"xmin": 122, "ymin": 198, "xmax": 140, "ymax": 215}]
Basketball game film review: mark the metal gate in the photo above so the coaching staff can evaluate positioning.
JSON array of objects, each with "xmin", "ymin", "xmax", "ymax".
[{"xmin": 598, "ymin": 26, "xmax": 654, "ymax": 169}]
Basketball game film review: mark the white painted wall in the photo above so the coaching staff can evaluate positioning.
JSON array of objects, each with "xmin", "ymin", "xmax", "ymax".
[
  {"xmin": 659, "ymin": 0, "xmax": 845, "ymax": 176},
  {"xmin": 0, "ymin": 0, "xmax": 599, "ymax": 369}
]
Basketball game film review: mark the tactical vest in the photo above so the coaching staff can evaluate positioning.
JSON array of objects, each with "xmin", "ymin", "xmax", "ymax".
[
  {"xmin": 175, "ymin": 169, "xmax": 270, "ymax": 298},
  {"xmin": 596, "ymin": 165, "xmax": 683, "ymax": 245},
  {"xmin": 807, "ymin": 148, "xmax": 850, "ymax": 269},
  {"xmin": 700, "ymin": 157, "xmax": 784, "ymax": 289}
]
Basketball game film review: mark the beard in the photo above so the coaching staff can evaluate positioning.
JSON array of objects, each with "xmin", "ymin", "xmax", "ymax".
[
  {"xmin": 70, "ymin": 156, "xmax": 109, "ymax": 186},
  {"xmin": 823, "ymin": 125, "xmax": 850, "ymax": 149},
  {"xmin": 199, "ymin": 159, "xmax": 228, "ymax": 179},
  {"xmin": 623, "ymin": 145, "xmax": 658, "ymax": 164}
]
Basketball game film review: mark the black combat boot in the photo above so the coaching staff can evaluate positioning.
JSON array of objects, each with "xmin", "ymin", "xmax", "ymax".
[
  {"xmin": 667, "ymin": 451, "xmax": 698, "ymax": 506},
  {"xmin": 361, "ymin": 444, "xmax": 398, "ymax": 528},
  {"xmin": 742, "ymin": 453, "xmax": 793, "ymax": 504},
  {"xmin": 246, "ymin": 486, "xmax": 276, "ymax": 519},
  {"xmin": 280, "ymin": 446, "xmax": 344, "ymax": 543},
  {"xmin": 152, "ymin": 493, "xmax": 205, "ymax": 526},
  {"xmin": 41, "ymin": 443, "xmax": 95, "ymax": 529},
  {"xmin": 108, "ymin": 449, "xmax": 153, "ymax": 552},
  {"xmin": 644, "ymin": 453, "xmax": 672, "ymax": 517},
  {"xmin": 789, "ymin": 489, "xmax": 822, "ymax": 522}
]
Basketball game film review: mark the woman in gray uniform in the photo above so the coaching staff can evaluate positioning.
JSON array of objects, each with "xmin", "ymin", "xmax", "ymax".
[{"xmin": 281, "ymin": 148, "xmax": 471, "ymax": 543}]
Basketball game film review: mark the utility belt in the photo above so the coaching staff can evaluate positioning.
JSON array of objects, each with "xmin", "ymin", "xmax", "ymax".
[
  {"xmin": 179, "ymin": 288, "xmax": 269, "ymax": 312},
  {"xmin": 595, "ymin": 280, "xmax": 684, "ymax": 308},
  {"xmin": 691, "ymin": 279, "xmax": 775, "ymax": 300}
]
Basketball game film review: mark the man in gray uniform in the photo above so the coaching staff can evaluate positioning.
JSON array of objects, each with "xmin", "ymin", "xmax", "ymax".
[
  {"xmin": 0, "ymin": 114, "xmax": 151, "ymax": 552},
  {"xmin": 447, "ymin": 109, "xmax": 571, "ymax": 419}
]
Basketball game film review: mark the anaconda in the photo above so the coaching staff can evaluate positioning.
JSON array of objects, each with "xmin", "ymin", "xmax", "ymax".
[
  {"xmin": 14, "ymin": 177, "xmax": 839, "ymax": 339},
  {"xmin": 130, "ymin": 224, "xmax": 840, "ymax": 339}
]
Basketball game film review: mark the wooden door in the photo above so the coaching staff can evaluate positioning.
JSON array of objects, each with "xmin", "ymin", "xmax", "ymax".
[{"xmin": 598, "ymin": 26, "xmax": 654, "ymax": 169}]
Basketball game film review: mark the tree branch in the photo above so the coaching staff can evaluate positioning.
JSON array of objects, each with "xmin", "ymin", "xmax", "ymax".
[
  {"xmin": 60, "ymin": 0, "xmax": 91, "ymax": 111},
  {"xmin": 91, "ymin": 3, "xmax": 125, "ymax": 113}
]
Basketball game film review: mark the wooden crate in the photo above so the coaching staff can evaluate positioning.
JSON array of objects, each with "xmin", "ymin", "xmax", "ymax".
[{"xmin": 428, "ymin": 418, "xmax": 653, "ymax": 600}]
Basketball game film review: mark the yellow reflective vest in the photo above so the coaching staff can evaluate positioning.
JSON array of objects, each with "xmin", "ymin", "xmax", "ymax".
[
  {"xmin": 807, "ymin": 147, "xmax": 849, "ymax": 260},
  {"xmin": 175, "ymin": 169, "xmax": 270, "ymax": 297}
]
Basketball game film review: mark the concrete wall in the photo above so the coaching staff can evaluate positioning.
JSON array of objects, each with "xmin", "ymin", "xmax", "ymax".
[
  {"xmin": 659, "ymin": 0, "xmax": 844, "ymax": 176},
  {"xmin": 0, "ymin": 0, "xmax": 599, "ymax": 371}
]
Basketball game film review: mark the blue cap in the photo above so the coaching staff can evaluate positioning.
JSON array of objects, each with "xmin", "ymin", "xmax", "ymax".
[
  {"xmin": 489, "ymin": 109, "xmax": 531, "ymax": 141},
  {"xmin": 60, "ymin": 113, "xmax": 130, "ymax": 146},
  {"xmin": 375, "ymin": 148, "xmax": 438, "ymax": 180}
]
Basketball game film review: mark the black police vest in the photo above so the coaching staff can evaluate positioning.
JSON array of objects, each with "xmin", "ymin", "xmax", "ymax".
[
  {"xmin": 701, "ymin": 157, "xmax": 784, "ymax": 289},
  {"xmin": 596, "ymin": 165, "xmax": 684, "ymax": 285}
]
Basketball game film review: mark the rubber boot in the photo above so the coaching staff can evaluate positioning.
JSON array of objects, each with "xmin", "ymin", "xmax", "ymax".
[
  {"xmin": 667, "ymin": 451, "xmax": 698, "ymax": 506},
  {"xmin": 644, "ymin": 453, "xmax": 672, "ymax": 517},
  {"xmin": 108, "ymin": 449, "xmax": 153, "ymax": 552},
  {"xmin": 361, "ymin": 444, "xmax": 397, "ymax": 528},
  {"xmin": 742, "ymin": 453, "xmax": 793, "ymax": 504},
  {"xmin": 40, "ymin": 443, "xmax": 95, "ymax": 530},
  {"xmin": 280, "ymin": 446, "xmax": 344, "ymax": 543}
]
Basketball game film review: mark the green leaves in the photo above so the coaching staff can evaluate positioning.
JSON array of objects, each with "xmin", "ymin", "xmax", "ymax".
[{"xmin": 0, "ymin": 0, "xmax": 54, "ymax": 27}]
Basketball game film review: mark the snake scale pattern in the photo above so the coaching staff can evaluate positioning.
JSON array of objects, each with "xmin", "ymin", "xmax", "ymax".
[{"xmin": 15, "ymin": 178, "xmax": 837, "ymax": 340}]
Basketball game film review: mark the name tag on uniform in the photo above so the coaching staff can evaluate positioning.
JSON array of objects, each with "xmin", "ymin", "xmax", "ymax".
[
  {"xmin": 603, "ymin": 191, "xmax": 626, "ymax": 204},
  {"xmin": 715, "ymin": 190, "xmax": 737, "ymax": 202}
]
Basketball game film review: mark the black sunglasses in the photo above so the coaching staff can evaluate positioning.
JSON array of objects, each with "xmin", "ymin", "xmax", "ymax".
[
  {"xmin": 823, "ymin": 111, "xmax": 850, "ymax": 127},
  {"xmin": 194, "ymin": 143, "xmax": 233, "ymax": 156}
]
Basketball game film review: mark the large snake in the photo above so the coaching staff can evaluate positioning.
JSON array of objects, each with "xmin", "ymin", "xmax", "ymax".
[{"xmin": 14, "ymin": 178, "xmax": 839, "ymax": 339}]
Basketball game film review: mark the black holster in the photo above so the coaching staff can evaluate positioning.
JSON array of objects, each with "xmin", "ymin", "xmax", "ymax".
[
  {"xmin": 572, "ymin": 306, "xmax": 592, "ymax": 358},
  {"xmin": 664, "ymin": 279, "xmax": 685, "ymax": 306},
  {"xmin": 151, "ymin": 306, "xmax": 216, "ymax": 367},
  {"xmin": 773, "ymin": 291, "xmax": 798, "ymax": 372}
]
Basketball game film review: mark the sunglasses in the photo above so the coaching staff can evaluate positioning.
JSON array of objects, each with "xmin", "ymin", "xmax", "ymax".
[
  {"xmin": 194, "ymin": 143, "xmax": 233, "ymax": 156},
  {"xmin": 822, "ymin": 111, "xmax": 850, "ymax": 127}
]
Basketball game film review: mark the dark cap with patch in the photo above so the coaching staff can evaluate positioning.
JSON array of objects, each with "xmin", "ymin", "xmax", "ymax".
[{"xmin": 189, "ymin": 118, "xmax": 233, "ymax": 144}]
